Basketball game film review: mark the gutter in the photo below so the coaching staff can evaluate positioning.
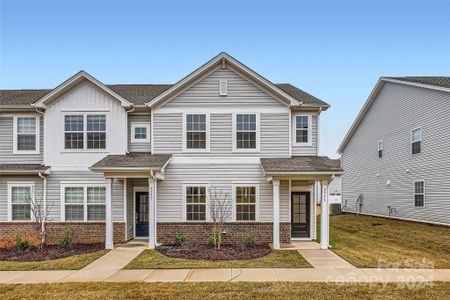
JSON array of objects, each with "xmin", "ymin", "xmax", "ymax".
[{"xmin": 38, "ymin": 172, "xmax": 48, "ymax": 214}]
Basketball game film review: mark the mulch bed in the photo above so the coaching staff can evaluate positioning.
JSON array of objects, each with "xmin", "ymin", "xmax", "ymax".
[
  {"xmin": 157, "ymin": 244, "xmax": 272, "ymax": 261},
  {"xmin": 0, "ymin": 244, "xmax": 104, "ymax": 262}
]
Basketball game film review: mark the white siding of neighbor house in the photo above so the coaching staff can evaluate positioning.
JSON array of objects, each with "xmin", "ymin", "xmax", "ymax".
[
  {"xmin": 128, "ymin": 114, "xmax": 151, "ymax": 153},
  {"xmin": 0, "ymin": 115, "xmax": 44, "ymax": 164},
  {"xmin": 43, "ymin": 81, "xmax": 128, "ymax": 168},
  {"xmin": 342, "ymin": 82, "xmax": 450, "ymax": 225}
]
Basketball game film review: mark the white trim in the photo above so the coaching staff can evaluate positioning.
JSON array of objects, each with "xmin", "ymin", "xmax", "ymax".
[
  {"xmin": 60, "ymin": 182, "xmax": 108, "ymax": 222},
  {"xmin": 232, "ymin": 113, "xmax": 260, "ymax": 153},
  {"xmin": 130, "ymin": 122, "xmax": 150, "ymax": 143},
  {"xmin": 133, "ymin": 186, "xmax": 149, "ymax": 239},
  {"xmin": 154, "ymin": 106, "xmax": 289, "ymax": 114},
  {"xmin": 288, "ymin": 112, "xmax": 292, "ymax": 157},
  {"xmin": 219, "ymin": 79, "xmax": 228, "ymax": 96},
  {"xmin": 382, "ymin": 77, "xmax": 450, "ymax": 93},
  {"xmin": 182, "ymin": 113, "xmax": 210, "ymax": 153},
  {"xmin": 7, "ymin": 182, "xmax": 35, "ymax": 222},
  {"xmin": 292, "ymin": 113, "xmax": 313, "ymax": 147},
  {"xmin": 13, "ymin": 115, "xmax": 40, "ymax": 154},
  {"xmin": 150, "ymin": 110, "xmax": 154, "ymax": 154},
  {"xmin": 413, "ymin": 180, "xmax": 426, "ymax": 208},
  {"xmin": 123, "ymin": 178, "xmax": 127, "ymax": 241},
  {"xmin": 232, "ymin": 183, "xmax": 260, "ymax": 222},
  {"xmin": 290, "ymin": 184, "xmax": 314, "ymax": 239},
  {"xmin": 181, "ymin": 182, "xmax": 210, "ymax": 222},
  {"xmin": 170, "ymin": 157, "xmax": 261, "ymax": 165}
]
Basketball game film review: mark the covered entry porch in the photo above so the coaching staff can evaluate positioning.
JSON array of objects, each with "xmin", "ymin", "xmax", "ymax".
[{"xmin": 261, "ymin": 156, "xmax": 343, "ymax": 250}]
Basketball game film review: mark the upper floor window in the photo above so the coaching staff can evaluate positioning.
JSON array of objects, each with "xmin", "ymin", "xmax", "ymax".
[
  {"xmin": 64, "ymin": 114, "xmax": 106, "ymax": 150},
  {"xmin": 413, "ymin": 180, "xmax": 425, "ymax": 207},
  {"xmin": 8, "ymin": 183, "xmax": 34, "ymax": 221},
  {"xmin": 234, "ymin": 185, "xmax": 258, "ymax": 221},
  {"xmin": 293, "ymin": 114, "xmax": 312, "ymax": 146},
  {"xmin": 411, "ymin": 128, "xmax": 421, "ymax": 154},
  {"xmin": 131, "ymin": 122, "xmax": 150, "ymax": 143},
  {"xmin": 185, "ymin": 114, "xmax": 207, "ymax": 150},
  {"xmin": 378, "ymin": 141, "xmax": 383, "ymax": 158},
  {"xmin": 13, "ymin": 116, "xmax": 39, "ymax": 154},
  {"xmin": 62, "ymin": 184, "xmax": 106, "ymax": 221},
  {"xmin": 184, "ymin": 185, "xmax": 207, "ymax": 221},
  {"xmin": 234, "ymin": 113, "xmax": 258, "ymax": 151}
]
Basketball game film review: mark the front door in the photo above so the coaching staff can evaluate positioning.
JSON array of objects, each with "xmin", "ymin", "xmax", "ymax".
[
  {"xmin": 135, "ymin": 192, "xmax": 149, "ymax": 237},
  {"xmin": 291, "ymin": 192, "xmax": 310, "ymax": 238}
]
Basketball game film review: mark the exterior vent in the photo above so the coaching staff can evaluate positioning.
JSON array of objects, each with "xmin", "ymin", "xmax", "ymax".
[{"xmin": 219, "ymin": 80, "xmax": 228, "ymax": 96}]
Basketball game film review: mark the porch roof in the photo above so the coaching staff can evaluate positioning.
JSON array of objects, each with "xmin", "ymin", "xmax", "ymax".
[
  {"xmin": 260, "ymin": 156, "xmax": 342, "ymax": 175},
  {"xmin": 0, "ymin": 164, "xmax": 50, "ymax": 174},
  {"xmin": 90, "ymin": 153, "xmax": 172, "ymax": 172}
]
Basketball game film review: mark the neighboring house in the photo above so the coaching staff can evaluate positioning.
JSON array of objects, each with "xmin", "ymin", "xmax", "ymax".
[
  {"xmin": 0, "ymin": 53, "xmax": 342, "ymax": 250},
  {"xmin": 338, "ymin": 77, "xmax": 450, "ymax": 226}
]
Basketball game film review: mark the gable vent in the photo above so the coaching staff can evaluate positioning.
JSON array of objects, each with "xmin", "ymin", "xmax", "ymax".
[{"xmin": 219, "ymin": 79, "xmax": 228, "ymax": 96}]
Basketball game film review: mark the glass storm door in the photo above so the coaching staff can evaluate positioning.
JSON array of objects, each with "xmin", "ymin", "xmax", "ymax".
[
  {"xmin": 291, "ymin": 192, "xmax": 310, "ymax": 238},
  {"xmin": 135, "ymin": 192, "xmax": 149, "ymax": 237}
]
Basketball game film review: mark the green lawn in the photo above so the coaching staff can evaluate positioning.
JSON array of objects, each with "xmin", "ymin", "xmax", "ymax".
[
  {"xmin": 125, "ymin": 249, "xmax": 310, "ymax": 269},
  {"xmin": 321, "ymin": 213, "xmax": 450, "ymax": 268},
  {"xmin": 1, "ymin": 282, "xmax": 448, "ymax": 300},
  {"xmin": 0, "ymin": 250, "xmax": 108, "ymax": 271}
]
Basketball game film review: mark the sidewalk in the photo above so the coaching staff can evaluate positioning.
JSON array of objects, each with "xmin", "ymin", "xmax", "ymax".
[{"xmin": 0, "ymin": 244, "xmax": 449, "ymax": 284}]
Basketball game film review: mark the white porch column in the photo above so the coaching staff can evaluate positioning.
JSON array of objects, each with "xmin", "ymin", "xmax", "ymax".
[
  {"xmin": 272, "ymin": 179, "xmax": 280, "ymax": 250},
  {"xmin": 148, "ymin": 177, "xmax": 156, "ymax": 249},
  {"xmin": 105, "ymin": 178, "xmax": 114, "ymax": 249},
  {"xmin": 320, "ymin": 179, "xmax": 329, "ymax": 249}
]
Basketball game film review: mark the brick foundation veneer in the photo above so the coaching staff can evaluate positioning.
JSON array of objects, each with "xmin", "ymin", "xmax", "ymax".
[
  {"xmin": 157, "ymin": 222, "xmax": 291, "ymax": 245},
  {"xmin": 0, "ymin": 222, "xmax": 125, "ymax": 245}
]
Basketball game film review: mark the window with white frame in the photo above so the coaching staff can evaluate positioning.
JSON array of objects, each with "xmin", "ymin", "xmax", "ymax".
[
  {"xmin": 64, "ymin": 114, "xmax": 106, "ymax": 150},
  {"xmin": 295, "ymin": 115, "xmax": 310, "ymax": 144},
  {"xmin": 185, "ymin": 185, "xmax": 207, "ymax": 221},
  {"xmin": 235, "ymin": 114, "xmax": 257, "ymax": 149},
  {"xmin": 63, "ymin": 184, "xmax": 106, "ymax": 221},
  {"xmin": 14, "ymin": 116, "xmax": 39, "ymax": 153},
  {"xmin": 378, "ymin": 141, "xmax": 383, "ymax": 158},
  {"xmin": 235, "ymin": 185, "xmax": 257, "ymax": 221},
  {"xmin": 131, "ymin": 122, "xmax": 150, "ymax": 143},
  {"xmin": 185, "ymin": 114, "xmax": 207, "ymax": 149},
  {"xmin": 8, "ymin": 183, "xmax": 33, "ymax": 221},
  {"xmin": 413, "ymin": 181, "xmax": 425, "ymax": 207},
  {"xmin": 411, "ymin": 128, "xmax": 421, "ymax": 154}
]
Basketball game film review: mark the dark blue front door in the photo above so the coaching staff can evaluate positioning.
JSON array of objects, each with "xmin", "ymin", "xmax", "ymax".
[{"xmin": 135, "ymin": 192, "xmax": 149, "ymax": 237}]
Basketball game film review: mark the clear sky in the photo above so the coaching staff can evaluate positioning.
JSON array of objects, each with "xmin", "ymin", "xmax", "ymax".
[{"xmin": 1, "ymin": 0, "xmax": 449, "ymax": 158}]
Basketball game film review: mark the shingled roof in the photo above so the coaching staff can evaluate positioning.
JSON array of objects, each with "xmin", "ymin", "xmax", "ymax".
[
  {"xmin": 0, "ymin": 83, "xmax": 326, "ymax": 107},
  {"xmin": 90, "ymin": 153, "xmax": 172, "ymax": 171},
  {"xmin": 384, "ymin": 77, "xmax": 450, "ymax": 89},
  {"xmin": 0, "ymin": 164, "xmax": 50, "ymax": 174},
  {"xmin": 260, "ymin": 156, "xmax": 342, "ymax": 174}
]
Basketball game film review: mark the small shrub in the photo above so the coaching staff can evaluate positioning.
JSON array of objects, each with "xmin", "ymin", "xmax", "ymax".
[
  {"xmin": 15, "ymin": 236, "xmax": 32, "ymax": 250},
  {"xmin": 59, "ymin": 225, "xmax": 74, "ymax": 247},
  {"xmin": 173, "ymin": 233, "xmax": 186, "ymax": 246},
  {"xmin": 208, "ymin": 229, "xmax": 220, "ymax": 247},
  {"xmin": 241, "ymin": 233, "xmax": 256, "ymax": 247}
]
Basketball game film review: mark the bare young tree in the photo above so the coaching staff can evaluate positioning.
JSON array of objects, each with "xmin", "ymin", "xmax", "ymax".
[
  {"xmin": 209, "ymin": 188, "xmax": 232, "ymax": 250},
  {"xmin": 26, "ymin": 186, "xmax": 52, "ymax": 251}
]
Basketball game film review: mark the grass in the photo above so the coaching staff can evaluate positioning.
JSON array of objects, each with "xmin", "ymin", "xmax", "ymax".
[
  {"xmin": 321, "ymin": 213, "xmax": 450, "ymax": 268},
  {"xmin": 125, "ymin": 249, "xmax": 310, "ymax": 269},
  {"xmin": 0, "ymin": 282, "xmax": 449, "ymax": 300},
  {"xmin": 0, "ymin": 250, "xmax": 108, "ymax": 271}
]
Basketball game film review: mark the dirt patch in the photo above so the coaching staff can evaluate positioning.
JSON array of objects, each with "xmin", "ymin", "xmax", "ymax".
[
  {"xmin": 157, "ymin": 244, "xmax": 272, "ymax": 261},
  {"xmin": 0, "ymin": 244, "xmax": 104, "ymax": 262}
]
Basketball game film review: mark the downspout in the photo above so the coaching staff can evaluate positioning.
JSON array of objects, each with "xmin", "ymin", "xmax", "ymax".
[
  {"xmin": 150, "ymin": 170, "xmax": 157, "ymax": 247},
  {"xmin": 125, "ymin": 105, "xmax": 135, "ymax": 154}
]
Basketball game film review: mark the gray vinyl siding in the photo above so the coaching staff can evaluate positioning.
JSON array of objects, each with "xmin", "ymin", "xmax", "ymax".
[
  {"xmin": 0, "ymin": 175, "xmax": 43, "ymax": 221},
  {"xmin": 0, "ymin": 116, "xmax": 44, "ymax": 164},
  {"xmin": 157, "ymin": 162, "xmax": 290, "ymax": 222},
  {"xmin": 342, "ymin": 82, "xmax": 450, "ymax": 225},
  {"xmin": 292, "ymin": 114, "xmax": 318, "ymax": 156},
  {"xmin": 128, "ymin": 114, "xmax": 151, "ymax": 152}
]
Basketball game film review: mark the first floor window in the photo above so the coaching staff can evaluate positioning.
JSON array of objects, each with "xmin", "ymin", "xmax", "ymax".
[
  {"xmin": 64, "ymin": 185, "xmax": 106, "ymax": 221},
  {"xmin": 14, "ymin": 116, "xmax": 39, "ymax": 153},
  {"xmin": 9, "ymin": 184, "xmax": 33, "ymax": 221},
  {"xmin": 414, "ymin": 181, "xmax": 425, "ymax": 207},
  {"xmin": 412, "ymin": 128, "xmax": 421, "ymax": 154},
  {"xmin": 236, "ymin": 114, "xmax": 257, "ymax": 149},
  {"xmin": 185, "ymin": 185, "xmax": 207, "ymax": 221},
  {"xmin": 235, "ymin": 186, "xmax": 257, "ymax": 221}
]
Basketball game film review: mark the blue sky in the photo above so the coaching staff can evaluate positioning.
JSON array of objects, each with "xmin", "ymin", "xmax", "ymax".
[{"xmin": 1, "ymin": 0, "xmax": 449, "ymax": 157}]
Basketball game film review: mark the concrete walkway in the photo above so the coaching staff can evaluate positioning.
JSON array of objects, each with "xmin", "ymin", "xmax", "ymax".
[{"xmin": 1, "ymin": 243, "xmax": 449, "ymax": 284}]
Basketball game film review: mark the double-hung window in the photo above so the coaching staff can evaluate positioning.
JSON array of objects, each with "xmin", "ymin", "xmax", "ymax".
[
  {"xmin": 185, "ymin": 114, "xmax": 207, "ymax": 150},
  {"xmin": 64, "ymin": 114, "xmax": 106, "ymax": 150},
  {"xmin": 235, "ymin": 113, "xmax": 258, "ymax": 150},
  {"xmin": 413, "ymin": 181, "xmax": 425, "ymax": 207},
  {"xmin": 13, "ymin": 116, "xmax": 39, "ymax": 154},
  {"xmin": 294, "ymin": 114, "xmax": 312, "ymax": 145},
  {"xmin": 8, "ymin": 183, "xmax": 34, "ymax": 221},
  {"xmin": 184, "ymin": 185, "xmax": 207, "ymax": 221},
  {"xmin": 63, "ymin": 184, "xmax": 106, "ymax": 221},
  {"xmin": 234, "ymin": 185, "xmax": 258, "ymax": 221},
  {"xmin": 411, "ymin": 128, "xmax": 421, "ymax": 154},
  {"xmin": 378, "ymin": 141, "xmax": 383, "ymax": 158},
  {"xmin": 131, "ymin": 122, "xmax": 150, "ymax": 143}
]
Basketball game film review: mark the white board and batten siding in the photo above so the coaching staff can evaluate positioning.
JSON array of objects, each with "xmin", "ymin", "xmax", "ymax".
[{"xmin": 342, "ymin": 82, "xmax": 450, "ymax": 225}]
